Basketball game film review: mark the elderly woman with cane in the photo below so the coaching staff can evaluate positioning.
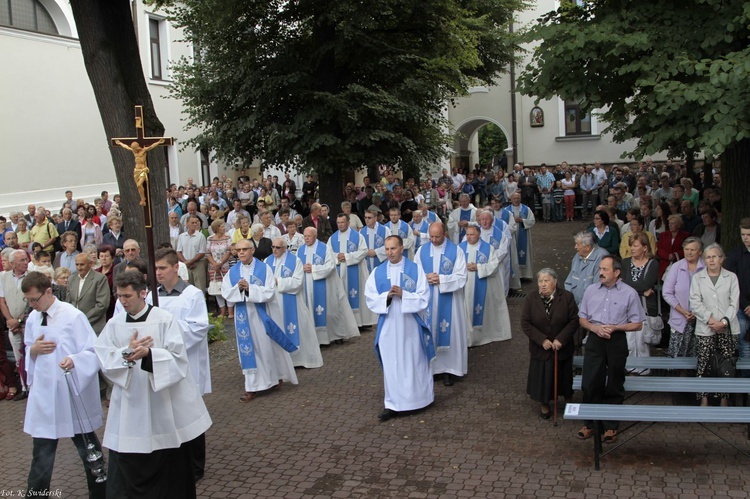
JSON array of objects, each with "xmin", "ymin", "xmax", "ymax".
[{"xmin": 522, "ymin": 268, "xmax": 579, "ymax": 420}]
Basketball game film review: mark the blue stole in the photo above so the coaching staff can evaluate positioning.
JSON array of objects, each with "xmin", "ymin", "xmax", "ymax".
[
  {"xmin": 331, "ymin": 230, "xmax": 361, "ymax": 311},
  {"xmin": 503, "ymin": 204, "xmax": 529, "ymax": 265},
  {"xmin": 387, "ymin": 220, "xmax": 411, "ymax": 258},
  {"xmin": 297, "ymin": 241, "xmax": 328, "ymax": 328},
  {"xmin": 458, "ymin": 208, "xmax": 473, "ymax": 241},
  {"xmin": 487, "ymin": 223, "xmax": 504, "ymax": 251},
  {"xmin": 426, "ymin": 211, "xmax": 439, "ymax": 224},
  {"xmin": 419, "ymin": 241, "xmax": 458, "ymax": 350},
  {"xmin": 264, "ymin": 252, "xmax": 300, "ymax": 348},
  {"xmin": 229, "ymin": 261, "xmax": 296, "ymax": 372},
  {"xmin": 410, "ymin": 219, "xmax": 430, "ymax": 250},
  {"xmin": 459, "ymin": 240, "xmax": 490, "ymax": 326},
  {"xmin": 373, "ymin": 260, "xmax": 435, "ymax": 366},
  {"xmin": 361, "ymin": 223, "xmax": 388, "ymax": 273}
]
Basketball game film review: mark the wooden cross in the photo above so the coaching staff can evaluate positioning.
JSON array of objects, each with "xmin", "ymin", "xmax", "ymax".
[
  {"xmin": 110, "ymin": 106, "xmax": 174, "ymax": 307},
  {"xmin": 110, "ymin": 105, "xmax": 174, "ymax": 225}
]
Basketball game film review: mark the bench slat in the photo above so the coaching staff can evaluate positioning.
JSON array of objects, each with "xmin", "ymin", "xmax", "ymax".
[
  {"xmin": 564, "ymin": 403, "xmax": 750, "ymax": 423},
  {"xmin": 572, "ymin": 375, "xmax": 750, "ymax": 393},
  {"xmin": 572, "ymin": 356, "xmax": 750, "ymax": 370}
]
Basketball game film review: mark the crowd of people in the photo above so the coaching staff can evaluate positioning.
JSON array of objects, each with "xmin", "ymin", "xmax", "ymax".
[
  {"xmin": 515, "ymin": 157, "xmax": 743, "ymax": 444},
  {"xmin": 0, "ymin": 156, "xmax": 742, "ymax": 494}
]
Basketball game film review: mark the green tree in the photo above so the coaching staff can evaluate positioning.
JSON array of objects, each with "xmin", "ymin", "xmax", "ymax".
[
  {"xmin": 518, "ymin": 0, "xmax": 750, "ymax": 250},
  {"xmin": 478, "ymin": 123, "xmax": 509, "ymax": 168},
  {"xmin": 167, "ymin": 0, "xmax": 525, "ymax": 203}
]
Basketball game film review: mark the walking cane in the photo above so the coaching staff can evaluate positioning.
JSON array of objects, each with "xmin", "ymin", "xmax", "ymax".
[{"xmin": 553, "ymin": 348, "xmax": 559, "ymax": 427}]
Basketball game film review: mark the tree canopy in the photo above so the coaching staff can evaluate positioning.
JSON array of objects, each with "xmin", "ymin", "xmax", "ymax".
[
  {"xmin": 167, "ymin": 0, "xmax": 525, "ymax": 181},
  {"xmin": 517, "ymin": 0, "xmax": 750, "ymax": 248}
]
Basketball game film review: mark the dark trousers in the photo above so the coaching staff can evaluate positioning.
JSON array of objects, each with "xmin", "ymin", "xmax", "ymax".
[
  {"xmin": 107, "ymin": 441, "xmax": 196, "ymax": 499},
  {"xmin": 27, "ymin": 433, "xmax": 106, "ymax": 499},
  {"xmin": 581, "ymin": 331, "xmax": 628, "ymax": 431},
  {"xmin": 187, "ymin": 433, "xmax": 206, "ymax": 479}
]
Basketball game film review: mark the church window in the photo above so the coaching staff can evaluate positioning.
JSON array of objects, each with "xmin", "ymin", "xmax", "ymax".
[{"xmin": 0, "ymin": 0, "xmax": 59, "ymax": 35}]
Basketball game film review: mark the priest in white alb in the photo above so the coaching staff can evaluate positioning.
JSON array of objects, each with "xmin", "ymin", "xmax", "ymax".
[
  {"xmin": 410, "ymin": 208, "xmax": 431, "ymax": 252},
  {"xmin": 365, "ymin": 235, "xmax": 434, "ymax": 422},
  {"xmin": 298, "ymin": 227, "xmax": 360, "ymax": 345},
  {"xmin": 96, "ymin": 271, "xmax": 212, "ymax": 498},
  {"xmin": 447, "ymin": 193, "xmax": 477, "ymax": 244},
  {"xmin": 222, "ymin": 239, "xmax": 299, "ymax": 402},
  {"xmin": 415, "ymin": 222, "xmax": 468, "ymax": 386},
  {"xmin": 328, "ymin": 213, "xmax": 376, "ymax": 327},
  {"xmin": 361, "ymin": 208, "xmax": 388, "ymax": 274},
  {"xmin": 265, "ymin": 238, "xmax": 323, "ymax": 369},
  {"xmin": 385, "ymin": 207, "xmax": 416, "ymax": 260},
  {"xmin": 503, "ymin": 192, "xmax": 536, "ymax": 283},
  {"xmin": 22, "ymin": 272, "xmax": 105, "ymax": 498},
  {"xmin": 476, "ymin": 209, "xmax": 512, "ymax": 296},
  {"xmin": 460, "ymin": 225, "xmax": 512, "ymax": 346}
]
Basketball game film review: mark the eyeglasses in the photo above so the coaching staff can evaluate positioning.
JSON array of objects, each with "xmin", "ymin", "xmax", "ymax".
[
  {"xmin": 271, "ymin": 245, "xmax": 284, "ymax": 249},
  {"xmin": 26, "ymin": 294, "xmax": 45, "ymax": 304},
  {"xmin": 124, "ymin": 248, "xmax": 138, "ymax": 252}
]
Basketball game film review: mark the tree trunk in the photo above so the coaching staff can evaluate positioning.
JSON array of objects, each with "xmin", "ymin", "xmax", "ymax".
[
  {"xmin": 720, "ymin": 138, "xmax": 750, "ymax": 252},
  {"xmin": 317, "ymin": 168, "xmax": 344, "ymax": 214},
  {"xmin": 69, "ymin": 0, "xmax": 169, "ymax": 253}
]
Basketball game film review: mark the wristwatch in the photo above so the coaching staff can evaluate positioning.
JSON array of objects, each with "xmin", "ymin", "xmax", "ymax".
[{"xmin": 721, "ymin": 318, "xmax": 729, "ymax": 328}]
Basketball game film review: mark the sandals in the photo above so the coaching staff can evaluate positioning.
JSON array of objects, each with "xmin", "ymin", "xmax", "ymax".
[
  {"xmin": 239, "ymin": 392, "xmax": 255, "ymax": 403},
  {"xmin": 577, "ymin": 426, "xmax": 594, "ymax": 440},
  {"xmin": 602, "ymin": 430, "xmax": 618, "ymax": 444}
]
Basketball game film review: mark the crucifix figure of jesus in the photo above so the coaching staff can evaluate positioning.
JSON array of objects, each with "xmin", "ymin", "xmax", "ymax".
[{"xmin": 110, "ymin": 106, "xmax": 174, "ymax": 208}]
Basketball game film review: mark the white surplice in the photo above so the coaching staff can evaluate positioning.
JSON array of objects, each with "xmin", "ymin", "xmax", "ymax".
[
  {"xmin": 415, "ymin": 242, "xmax": 469, "ymax": 377},
  {"xmin": 151, "ymin": 284, "xmax": 212, "ymax": 395},
  {"xmin": 95, "ymin": 306, "xmax": 212, "ymax": 453},
  {"xmin": 462, "ymin": 242, "xmax": 512, "ymax": 346},
  {"xmin": 299, "ymin": 241, "xmax": 360, "ymax": 344},
  {"xmin": 24, "ymin": 299, "xmax": 102, "ymax": 439},
  {"xmin": 265, "ymin": 252, "xmax": 323, "ymax": 369},
  {"xmin": 221, "ymin": 260, "xmax": 299, "ymax": 391},
  {"xmin": 365, "ymin": 259, "xmax": 433, "ymax": 411},
  {"xmin": 328, "ymin": 229, "xmax": 377, "ymax": 326}
]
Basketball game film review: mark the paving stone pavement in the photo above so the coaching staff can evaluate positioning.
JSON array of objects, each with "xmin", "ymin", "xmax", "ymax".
[{"xmin": 3, "ymin": 220, "xmax": 750, "ymax": 498}]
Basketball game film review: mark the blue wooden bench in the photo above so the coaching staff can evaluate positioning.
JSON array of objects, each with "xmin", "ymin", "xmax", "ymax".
[{"xmin": 564, "ymin": 403, "xmax": 750, "ymax": 469}]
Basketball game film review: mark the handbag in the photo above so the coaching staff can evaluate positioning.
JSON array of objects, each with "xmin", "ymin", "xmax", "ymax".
[
  {"xmin": 707, "ymin": 322, "xmax": 737, "ymax": 378},
  {"xmin": 641, "ymin": 295, "xmax": 664, "ymax": 346},
  {"xmin": 208, "ymin": 272, "xmax": 223, "ymax": 296}
]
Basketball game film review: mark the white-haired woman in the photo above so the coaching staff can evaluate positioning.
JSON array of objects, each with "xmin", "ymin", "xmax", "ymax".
[
  {"xmin": 690, "ymin": 243, "xmax": 740, "ymax": 406},
  {"xmin": 521, "ymin": 268, "xmax": 579, "ymax": 419}
]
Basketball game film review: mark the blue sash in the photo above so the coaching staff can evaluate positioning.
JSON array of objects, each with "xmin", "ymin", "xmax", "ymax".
[
  {"xmin": 264, "ymin": 252, "xmax": 300, "ymax": 348},
  {"xmin": 419, "ymin": 241, "xmax": 457, "ymax": 350},
  {"xmin": 373, "ymin": 260, "xmax": 435, "ymax": 366},
  {"xmin": 388, "ymin": 220, "xmax": 411, "ymax": 258},
  {"xmin": 426, "ymin": 211, "xmax": 439, "ymax": 224},
  {"xmin": 410, "ymin": 219, "xmax": 430, "ymax": 250},
  {"xmin": 229, "ymin": 261, "xmax": 296, "ymax": 372},
  {"xmin": 331, "ymin": 230, "xmax": 362, "ymax": 311},
  {"xmin": 504, "ymin": 204, "xmax": 529, "ymax": 265},
  {"xmin": 458, "ymin": 208, "xmax": 473, "ymax": 242},
  {"xmin": 297, "ymin": 241, "xmax": 328, "ymax": 328},
  {"xmin": 361, "ymin": 223, "xmax": 388, "ymax": 273},
  {"xmin": 459, "ymin": 240, "xmax": 490, "ymax": 326}
]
